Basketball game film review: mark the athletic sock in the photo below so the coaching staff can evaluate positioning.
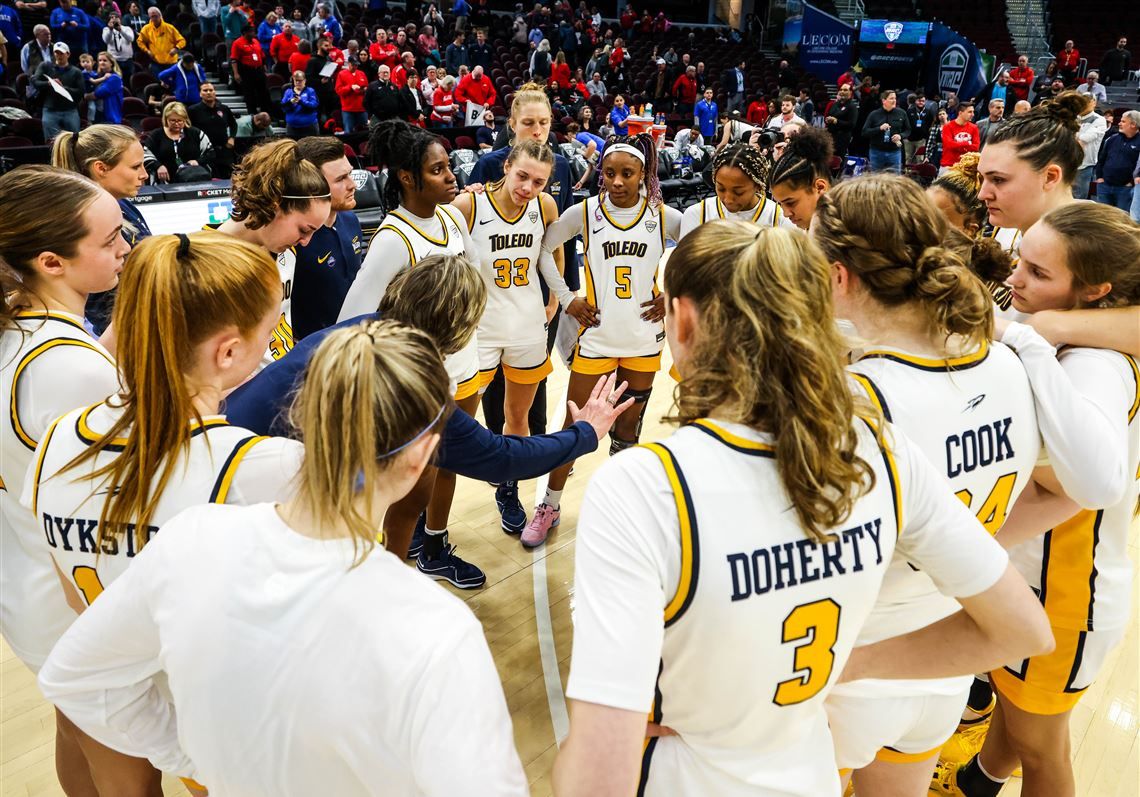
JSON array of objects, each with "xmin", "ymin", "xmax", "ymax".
[
  {"xmin": 423, "ymin": 527, "xmax": 446, "ymax": 559},
  {"xmin": 962, "ymin": 677, "xmax": 994, "ymax": 720},
  {"xmin": 957, "ymin": 755, "xmax": 1006, "ymax": 797},
  {"xmin": 543, "ymin": 487, "xmax": 562, "ymax": 511}
]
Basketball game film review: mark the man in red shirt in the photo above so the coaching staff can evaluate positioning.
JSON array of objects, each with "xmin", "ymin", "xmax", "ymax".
[
  {"xmin": 230, "ymin": 25, "xmax": 271, "ymax": 114},
  {"xmin": 369, "ymin": 27, "xmax": 398, "ymax": 69},
  {"xmin": 1057, "ymin": 40, "xmax": 1081, "ymax": 84},
  {"xmin": 335, "ymin": 57, "xmax": 368, "ymax": 132},
  {"xmin": 941, "ymin": 104, "xmax": 980, "ymax": 170},
  {"xmin": 672, "ymin": 65, "xmax": 697, "ymax": 116},
  {"xmin": 270, "ymin": 25, "xmax": 299, "ymax": 67},
  {"xmin": 1007, "ymin": 54, "xmax": 1035, "ymax": 104},
  {"xmin": 454, "ymin": 65, "xmax": 496, "ymax": 116},
  {"xmin": 392, "ymin": 50, "xmax": 415, "ymax": 88}
]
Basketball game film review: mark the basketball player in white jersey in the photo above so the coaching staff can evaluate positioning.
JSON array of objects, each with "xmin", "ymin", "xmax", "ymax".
[
  {"xmin": 522, "ymin": 133, "xmax": 683, "ymax": 548},
  {"xmin": 210, "ymin": 139, "xmax": 331, "ymax": 365},
  {"xmin": 338, "ymin": 119, "xmax": 487, "ymax": 588},
  {"xmin": 553, "ymin": 220, "xmax": 1052, "ymax": 797},
  {"xmin": 451, "ymin": 138, "xmax": 566, "ymax": 535},
  {"xmin": 810, "ymin": 174, "xmax": 1041, "ymax": 796},
  {"xmin": 38, "ymin": 321, "xmax": 529, "ymax": 797},
  {"xmin": 933, "ymin": 204, "xmax": 1140, "ymax": 797},
  {"xmin": 0, "ymin": 166, "xmax": 127, "ymax": 797},
  {"xmin": 23, "ymin": 232, "xmax": 300, "ymax": 795},
  {"xmin": 679, "ymin": 142, "xmax": 785, "ymax": 238},
  {"xmin": 768, "ymin": 125, "xmax": 833, "ymax": 230}
]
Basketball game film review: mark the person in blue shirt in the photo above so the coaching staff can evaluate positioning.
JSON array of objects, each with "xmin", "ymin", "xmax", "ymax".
[
  {"xmin": 257, "ymin": 10, "xmax": 281, "ymax": 61},
  {"xmin": 158, "ymin": 52, "xmax": 208, "ymax": 105},
  {"xmin": 90, "ymin": 52, "xmax": 124, "ymax": 123},
  {"xmin": 49, "ymin": 0, "xmax": 88, "ymax": 57},
  {"xmin": 0, "ymin": 1, "xmax": 22, "ymax": 57},
  {"xmin": 609, "ymin": 93, "xmax": 630, "ymax": 135},
  {"xmin": 282, "ymin": 69, "xmax": 320, "ymax": 137},
  {"xmin": 224, "ymin": 265, "xmax": 629, "ymax": 559},
  {"xmin": 694, "ymin": 87, "xmax": 717, "ymax": 138},
  {"xmin": 291, "ymin": 136, "xmax": 364, "ymax": 340}
]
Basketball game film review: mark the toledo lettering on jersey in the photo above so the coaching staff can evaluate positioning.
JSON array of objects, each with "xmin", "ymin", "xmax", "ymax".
[
  {"xmin": 727, "ymin": 518, "xmax": 885, "ymax": 601},
  {"xmin": 42, "ymin": 513, "xmax": 158, "ymax": 558},
  {"xmin": 945, "ymin": 417, "xmax": 1014, "ymax": 478},
  {"xmin": 602, "ymin": 240, "xmax": 648, "ymax": 259},
  {"xmin": 489, "ymin": 232, "xmax": 534, "ymax": 251}
]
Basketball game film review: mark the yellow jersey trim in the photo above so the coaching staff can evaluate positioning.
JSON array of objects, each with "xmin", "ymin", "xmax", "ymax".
[
  {"xmin": 209, "ymin": 435, "xmax": 269, "ymax": 503},
  {"xmin": 715, "ymin": 196, "xmax": 766, "ymax": 223},
  {"xmin": 690, "ymin": 419, "xmax": 775, "ymax": 456},
  {"xmin": 14, "ymin": 310, "xmax": 88, "ymax": 334},
  {"xmin": 860, "ymin": 340, "xmax": 990, "ymax": 372},
  {"xmin": 74, "ymin": 404, "xmax": 229, "ymax": 450},
  {"xmin": 850, "ymin": 372, "xmax": 893, "ymax": 423},
  {"xmin": 387, "ymin": 208, "xmax": 450, "ymax": 247},
  {"xmin": 381, "ymin": 225, "xmax": 417, "ymax": 267},
  {"xmin": 1124, "ymin": 355, "xmax": 1139, "ymax": 423},
  {"xmin": 30, "ymin": 414, "xmax": 64, "ymax": 516},
  {"xmin": 10, "ymin": 338, "xmax": 112, "ymax": 450},
  {"xmin": 486, "ymin": 182, "xmax": 527, "ymax": 224},
  {"xmin": 599, "ymin": 197, "xmax": 648, "ymax": 230},
  {"xmin": 642, "ymin": 442, "xmax": 699, "ymax": 627}
]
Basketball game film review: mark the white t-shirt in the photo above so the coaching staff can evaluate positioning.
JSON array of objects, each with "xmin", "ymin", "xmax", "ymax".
[
  {"xmin": 566, "ymin": 418, "xmax": 1008, "ymax": 796},
  {"xmin": 39, "ymin": 502, "xmax": 528, "ymax": 797}
]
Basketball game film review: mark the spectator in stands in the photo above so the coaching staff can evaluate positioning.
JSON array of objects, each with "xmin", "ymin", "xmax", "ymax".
[
  {"xmin": 231, "ymin": 24, "xmax": 270, "ymax": 115},
  {"xmin": 470, "ymin": 0, "xmax": 491, "ymax": 30},
  {"xmin": 672, "ymin": 64, "xmax": 697, "ymax": 117},
  {"xmin": 21, "ymin": 25, "xmax": 51, "ymax": 101},
  {"xmin": 586, "ymin": 70, "xmax": 605, "ymax": 99},
  {"xmin": 137, "ymin": 6, "xmax": 183, "ymax": 74},
  {"xmin": 836, "ymin": 66, "xmax": 857, "ymax": 91},
  {"xmin": 234, "ymin": 109, "xmax": 270, "ymax": 137},
  {"xmin": 455, "ymin": 63, "xmax": 495, "ymax": 113},
  {"xmin": 0, "ymin": 1, "xmax": 21, "ymax": 58},
  {"xmin": 940, "ymin": 103, "xmax": 979, "ymax": 172},
  {"xmin": 977, "ymin": 70, "xmax": 1010, "ymax": 115},
  {"xmin": 1099, "ymin": 37, "xmax": 1130, "ymax": 86},
  {"xmin": 531, "ymin": 37, "xmax": 551, "ymax": 81},
  {"xmin": 1013, "ymin": 99, "xmax": 1032, "ymax": 114},
  {"xmin": 221, "ymin": 0, "xmax": 248, "ymax": 51},
  {"xmin": 287, "ymin": 7, "xmax": 307, "ymax": 42},
  {"xmin": 369, "ymin": 26, "xmax": 396, "ymax": 68},
  {"xmin": 289, "ymin": 38, "xmax": 311, "ymax": 74},
  {"xmin": 1073, "ymin": 94, "xmax": 1107, "ymax": 198},
  {"xmin": 795, "ymin": 88, "xmax": 814, "ymax": 125},
  {"xmin": 925, "ymin": 107, "xmax": 947, "ymax": 165},
  {"xmin": 721, "ymin": 58, "xmax": 745, "ymax": 113},
  {"xmin": 256, "ymin": 10, "xmax": 280, "ymax": 60},
  {"xmin": 609, "ymin": 92, "xmax": 628, "ymax": 135},
  {"xmin": 862, "ymin": 89, "xmax": 909, "ymax": 173},
  {"xmin": 444, "ymin": 30, "xmax": 466, "ymax": 75},
  {"xmin": 550, "ymin": 49, "xmax": 571, "ymax": 89},
  {"xmin": 356, "ymin": 45, "xmax": 378, "ymax": 82},
  {"xmin": 607, "ymin": 37, "xmax": 625, "ymax": 86},
  {"xmin": 364, "ymin": 62, "xmax": 400, "ymax": 123},
  {"xmin": 1095, "ymin": 110, "xmax": 1139, "ymax": 209},
  {"xmin": 281, "ymin": 69, "xmax": 319, "ymax": 138},
  {"xmin": 309, "ymin": 4, "xmax": 341, "ymax": 45},
  {"xmin": 475, "ymin": 108, "xmax": 496, "ymax": 150},
  {"xmin": 392, "ymin": 49, "xmax": 414, "ymax": 88},
  {"xmin": 401, "ymin": 68, "xmax": 426, "ymax": 126},
  {"xmin": 1031, "ymin": 58, "xmax": 1057, "ymax": 102},
  {"xmin": 576, "ymin": 104, "xmax": 600, "ymax": 140},
  {"xmin": 271, "ymin": 20, "xmax": 299, "ymax": 66},
  {"xmin": 418, "ymin": 63, "xmax": 437, "ymax": 101},
  {"xmin": 825, "ymin": 82, "xmax": 859, "ymax": 158},
  {"xmin": 121, "ymin": 1, "xmax": 145, "ymax": 34},
  {"xmin": 693, "ymin": 86, "xmax": 716, "ymax": 139},
  {"xmin": 1076, "ymin": 70, "xmax": 1107, "ymax": 106},
  {"xmin": 511, "ymin": 14, "xmax": 526, "ymax": 47},
  {"xmin": 1007, "ymin": 54, "xmax": 1034, "ymax": 106},
  {"xmin": 158, "ymin": 51, "xmax": 206, "ymax": 105},
  {"xmin": 335, "ymin": 57, "xmax": 367, "ymax": 132},
  {"xmin": 903, "ymin": 90, "xmax": 933, "ymax": 164},
  {"xmin": 144, "ymin": 101, "xmax": 213, "ymax": 182},
  {"xmin": 468, "ymin": 28, "xmax": 492, "ymax": 72},
  {"xmin": 50, "ymin": 0, "xmax": 88, "ymax": 59},
  {"xmin": 1057, "ymin": 40, "xmax": 1080, "ymax": 84},
  {"xmin": 745, "ymin": 95, "xmax": 768, "ymax": 126},
  {"xmin": 86, "ymin": 52, "xmax": 122, "ymax": 122},
  {"xmin": 101, "ymin": 12, "xmax": 133, "ymax": 79},
  {"xmin": 1036, "ymin": 76, "xmax": 1066, "ymax": 106},
  {"xmin": 189, "ymin": 81, "xmax": 238, "ymax": 176},
  {"xmin": 766, "ymin": 94, "xmax": 806, "ymax": 131},
  {"xmin": 141, "ymin": 77, "xmax": 164, "ymax": 112},
  {"xmin": 418, "ymin": 23, "xmax": 440, "ymax": 67},
  {"xmin": 34, "ymin": 41, "xmax": 83, "ymax": 137},
  {"xmin": 422, "ymin": 3, "xmax": 445, "ymax": 33},
  {"xmin": 190, "ymin": 0, "xmax": 218, "ymax": 37},
  {"xmin": 430, "ymin": 73, "xmax": 456, "ymax": 125},
  {"xmin": 976, "ymin": 98, "xmax": 1005, "ymax": 147}
]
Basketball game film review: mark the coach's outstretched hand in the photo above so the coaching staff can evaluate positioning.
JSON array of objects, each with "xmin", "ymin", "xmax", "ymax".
[{"xmin": 568, "ymin": 373, "xmax": 636, "ymax": 442}]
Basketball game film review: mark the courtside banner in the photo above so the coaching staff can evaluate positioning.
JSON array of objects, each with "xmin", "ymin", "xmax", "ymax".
[
  {"xmin": 925, "ymin": 23, "xmax": 989, "ymax": 103},
  {"xmin": 799, "ymin": 3, "xmax": 855, "ymax": 83}
]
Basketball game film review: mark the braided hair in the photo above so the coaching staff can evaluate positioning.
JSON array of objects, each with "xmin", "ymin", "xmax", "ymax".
[
  {"xmin": 985, "ymin": 92, "xmax": 1085, "ymax": 184},
  {"xmin": 769, "ymin": 125, "xmax": 833, "ymax": 192},
  {"xmin": 930, "ymin": 152, "xmax": 986, "ymax": 230},
  {"xmin": 369, "ymin": 119, "xmax": 444, "ymax": 214},
  {"xmin": 599, "ymin": 132, "xmax": 661, "ymax": 206},
  {"xmin": 712, "ymin": 142, "xmax": 773, "ymax": 194}
]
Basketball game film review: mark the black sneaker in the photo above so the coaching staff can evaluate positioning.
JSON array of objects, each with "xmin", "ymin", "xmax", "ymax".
[
  {"xmin": 416, "ymin": 533, "xmax": 487, "ymax": 589},
  {"xmin": 406, "ymin": 512, "xmax": 426, "ymax": 560},
  {"xmin": 495, "ymin": 480, "xmax": 527, "ymax": 534}
]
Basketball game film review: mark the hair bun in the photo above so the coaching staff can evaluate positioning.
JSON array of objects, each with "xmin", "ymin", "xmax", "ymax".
[
  {"xmin": 1043, "ymin": 91, "xmax": 1084, "ymax": 131},
  {"xmin": 911, "ymin": 246, "xmax": 964, "ymax": 298},
  {"xmin": 783, "ymin": 125, "xmax": 833, "ymax": 163},
  {"xmin": 950, "ymin": 151, "xmax": 981, "ymax": 187},
  {"xmin": 968, "ymin": 236, "xmax": 1014, "ymax": 283}
]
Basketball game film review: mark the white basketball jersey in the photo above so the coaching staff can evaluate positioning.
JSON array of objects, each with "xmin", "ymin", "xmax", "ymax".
[
  {"xmin": 837, "ymin": 340, "xmax": 1040, "ymax": 697},
  {"xmin": 637, "ymin": 419, "xmax": 903, "ymax": 797},
  {"xmin": 470, "ymin": 189, "xmax": 550, "ymax": 349},
  {"xmin": 695, "ymin": 195, "xmax": 781, "ymax": 228},
  {"xmin": 0, "ymin": 312, "xmax": 117, "ymax": 669},
  {"xmin": 266, "ymin": 247, "xmax": 298, "ymax": 364},
  {"xmin": 1008, "ymin": 350, "xmax": 1139, "ymax": 634},
  {"xmin": 578, "ymin": 196, "xmax": 668, "ymax": 359},
  {"xmin": 377, "ymin": 205, "xmax": 479, "ymax": 391},
  {"xmin": 27, "ymin": 401, "xmax": 295, "ymax": 608}
]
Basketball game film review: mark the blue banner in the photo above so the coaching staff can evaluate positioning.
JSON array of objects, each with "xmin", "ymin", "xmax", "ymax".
[
  {"xmin": 925, "ymin": 23, "xmax": 990, "ymax": 103},
  {"xmin": 799, "ymin": 4, "xmax": 856, "ymax": 83}
]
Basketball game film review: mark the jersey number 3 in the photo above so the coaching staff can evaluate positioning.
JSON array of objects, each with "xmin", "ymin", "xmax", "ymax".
[
  {"xmin": 493, "ymin": 257, "xmax": 531, "ymax": 288},
  {"xmin": 773, "ymin": 598, "xmax": 841, "ymax": 706}
]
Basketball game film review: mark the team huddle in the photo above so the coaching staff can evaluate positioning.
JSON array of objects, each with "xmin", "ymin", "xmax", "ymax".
[{"xmin": 1, "ymin": 81, "xmax": 1138, "ymax": 797}]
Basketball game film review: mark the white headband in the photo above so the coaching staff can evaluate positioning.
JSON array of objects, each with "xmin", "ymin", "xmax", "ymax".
[{"xmin": 602, "ymin": 142, "xmax": 645, "ymax": 165}]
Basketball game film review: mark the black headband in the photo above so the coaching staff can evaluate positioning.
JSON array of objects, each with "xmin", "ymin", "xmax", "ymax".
[{"xmin": 175, "ymin": 233, "xmax": 191, "ymax": 258}]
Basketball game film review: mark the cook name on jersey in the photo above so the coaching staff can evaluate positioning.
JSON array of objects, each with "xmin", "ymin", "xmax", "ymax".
[
  {"xmin": 41, "ymin": 512, "xmax": 157, "ymax": 558},
  {"xmin": 729, "ymin": 517, "xmax": 886, "ymax": 601},
  {"xmin": 945, "ymin": 414, "xmax": 1015, "ymax": 478}
]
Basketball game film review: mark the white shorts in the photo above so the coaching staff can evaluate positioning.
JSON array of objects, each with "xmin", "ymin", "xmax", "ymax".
[
  {"xmin": 445, "ymin": 334, "xmax": 481, "ymax": 401},
  {"xmin": 477, "ymin": 339, "xmax": 553, "ymax": 388},
  {"xmin": 825, "ymin": 686, "xmax": 970, "ymax": 769}
]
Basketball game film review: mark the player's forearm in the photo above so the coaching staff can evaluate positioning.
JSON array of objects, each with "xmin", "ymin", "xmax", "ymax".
[
  {"xmin": 1023, "ymin": 306, "xmax": 1140, "ymax": 356},
  {"xmin": 994, "ymin": 477, "xmax": 1080, "ymax": 551}
]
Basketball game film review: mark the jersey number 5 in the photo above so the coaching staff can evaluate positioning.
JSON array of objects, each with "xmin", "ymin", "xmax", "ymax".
[
  {"xmin": 773, "ymin": 598, "xmax": 841, "ymax": 706},
  {"xmin": 955, "ymin": 471, "xmax": 1017, "ymax": 535},
  {"xmin": 614, "ymin": 266, "xmax": 632, "ymax": 299},
  {"xmin": 493, "ymin": 257, "xmax": 531, "ymax": 288}
]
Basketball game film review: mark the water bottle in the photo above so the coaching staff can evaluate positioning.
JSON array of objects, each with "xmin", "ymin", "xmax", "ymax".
[
  {"xmin": 883, "ymin": 124, "xmax": 891, "ymax": 144},
  {"xmin": 645, "ymin": 102, "xmax": 653, "ymax": 117}
]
